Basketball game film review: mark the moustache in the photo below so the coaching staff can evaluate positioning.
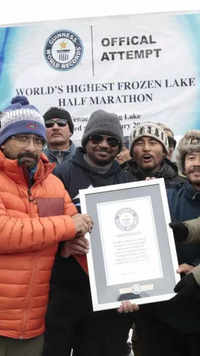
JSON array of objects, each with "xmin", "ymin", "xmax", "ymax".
[
  {"xmin": 97, "ymin": 148, "xmax": 110, "ymax": 152},
  {"xmin": 17, "ymin": 152, "xmax": 39, "ymax": 166},
  {"xmin": 188, "ymin": 166, "xmax": 200, "ymax": 174}
]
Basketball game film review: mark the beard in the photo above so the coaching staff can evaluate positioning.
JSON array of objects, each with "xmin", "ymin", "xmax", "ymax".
[{"xmin": 17, "ymin": 152, "xmax": 39, "ymax": 169}]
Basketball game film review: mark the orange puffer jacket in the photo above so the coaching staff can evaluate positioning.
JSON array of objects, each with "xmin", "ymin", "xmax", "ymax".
[{"xmin": 0, "ymin": 151, "xmax": 77, "ymax": 339}]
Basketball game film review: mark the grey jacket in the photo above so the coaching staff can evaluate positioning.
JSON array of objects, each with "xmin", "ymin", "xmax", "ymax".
[
  {"xmin": 184, "ymin": 217, "xmax": 200, "ymax": 243},
  {"xmin": 43, "ymin": 141, "xmax": 76, "ymax": 165},
  {"xmin": 192, "ymin": 264, "xmax": 200, "ymax": 285}
]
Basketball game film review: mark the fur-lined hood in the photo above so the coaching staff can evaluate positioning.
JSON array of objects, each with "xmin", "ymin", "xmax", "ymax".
[{"xmin": 176, "ymin": 130, "xmax": 200, "ymax": 174}]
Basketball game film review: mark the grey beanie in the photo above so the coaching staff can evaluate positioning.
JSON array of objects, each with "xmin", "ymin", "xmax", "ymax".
[
  {"xmin": 81, "ymin": 110, "xmax": 123, "ymax": 150},
  {"xmin": 176, "ymin": 130, "xmax": 200, "ymax": 174},
  {"xmin": 129, "ymin": 122, "xmax": 169, "ymax": 157}
]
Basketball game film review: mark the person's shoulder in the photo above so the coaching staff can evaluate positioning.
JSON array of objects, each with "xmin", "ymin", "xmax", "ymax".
[
  {"xmin": 45, "ymin": 171, "xmax": 69, "ymax": 195},
  {"xmin": 53, "ymin": 148, "xmax": 83, "ymax": 183},
  {"xmin": 53, "ymin": 159, "xmax": 72, "ymax": 179},
  {"xmin": 70, "ymin": 141, "xmax": 77, "ymax": 153},
  {"xmin": 120, "ymin": 159, "xmax": 137, "ymax": 176},
  {"xmin": 166, "ymin": 174, "xmax": 186, "ymax": 187},
  {"xmin": 120, "ymin": 158, "xmax": 134, "ymax": 170},
  {"xmin": 118, "ymin": 169, "xmax": 133, "ymax": 183},
  {"xmin": 167, "ymin": 180, "xmax": 186, "ymax": 199}
]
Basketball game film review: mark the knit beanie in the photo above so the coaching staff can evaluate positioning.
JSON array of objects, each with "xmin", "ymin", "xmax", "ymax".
[
  {"xmin": 176, "ymin": 130, "xmax": 200, "ymax": 174},
  {"xmin": 81, "ymin": 110, "xmax": 123, "ymax": 150},
  {"xmin": 0, "ymin": 96, "xmax": 46, "ymax": 145},
  {"xmin": 129, "ymin": 122, "xmax": 169, "ymax": 156},
  {"xmin": 43, "ymin": 107, "xmax": 74, "ymax": 134}
]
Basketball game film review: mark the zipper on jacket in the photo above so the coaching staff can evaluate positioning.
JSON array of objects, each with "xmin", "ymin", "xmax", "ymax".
[{"xmin": 28, "ymin": 187, "xmax": 35, "ymax": 202}]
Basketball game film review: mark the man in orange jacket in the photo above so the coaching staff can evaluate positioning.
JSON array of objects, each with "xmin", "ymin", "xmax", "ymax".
[{"xmin": 0, "ymin": 96, "xmax": 93, "ymax": 356}]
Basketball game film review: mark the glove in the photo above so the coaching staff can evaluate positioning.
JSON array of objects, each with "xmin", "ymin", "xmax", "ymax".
[
  {"xmin": 174, "ymin": 273, "xmax": 200, "ymax": 299},
  {"xmin": 169, "ymin": 221, "xmax": 188, "ymax": 242}
]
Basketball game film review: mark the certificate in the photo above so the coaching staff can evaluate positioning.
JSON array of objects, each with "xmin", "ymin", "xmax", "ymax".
[
  {"xmin": 79, "ymin": 178, "xmax": 180, "ymax": 311},
  {"xmin": 98, "ymin": 196, "xmax": 163, "ymax": 285}
]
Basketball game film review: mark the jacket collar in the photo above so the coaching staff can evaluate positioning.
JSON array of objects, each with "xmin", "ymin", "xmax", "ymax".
[
  {"xmin": 184, "ymin": 180, "xmax": 200, "ymax": 201},
  {"xmin": 127, "ymin": 158, "xmax": 178, "ymax": 180},
  {"xmin": 0, "ymin": 150, "xmax": 55, "ymax": 185}
]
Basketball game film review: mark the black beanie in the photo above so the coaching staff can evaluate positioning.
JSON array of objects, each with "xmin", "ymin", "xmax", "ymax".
[
  {"xmin": 81, "ymin": 110, "xmax": 123, "ymax": 150},
  {"xmin": 43, "ymin": 107, "xmax": 74, "ymax": 134}
]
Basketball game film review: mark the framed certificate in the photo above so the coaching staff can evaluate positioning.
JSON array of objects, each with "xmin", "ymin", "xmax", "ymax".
[{"xmin": 79, "ymin": 178, "xmax": 180, "ymax": 311}]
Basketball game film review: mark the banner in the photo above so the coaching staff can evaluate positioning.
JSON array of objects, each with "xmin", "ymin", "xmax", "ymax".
[{"xmin": 0, "ymin": 11, "xmax": 200, "ymax": 144}]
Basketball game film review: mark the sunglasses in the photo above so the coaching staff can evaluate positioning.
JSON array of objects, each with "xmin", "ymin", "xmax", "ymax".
[
  {"xmin": 89, "ymin": 135, "xmax": 120, "ymax": 147},
  {"xmin": 45, "ymin": 119, "xmax": 67, "ymax": 128}
]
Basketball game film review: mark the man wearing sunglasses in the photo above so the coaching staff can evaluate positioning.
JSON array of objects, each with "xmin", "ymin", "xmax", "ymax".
[
  {"xmin": 43, "ymin": 107, "xmax": 76, "ymax": 164},
  {"xmin": 43, "ymin": 109, "xmax": 133, "ymax": 356}
]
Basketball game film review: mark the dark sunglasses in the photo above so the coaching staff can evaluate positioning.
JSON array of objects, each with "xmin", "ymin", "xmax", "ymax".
[
  {"xmin": 89, "ymin": 134, "xmax": 120, "ymax": 147},
  {"xmin": 45, "ymin": 119, "xmax": 67, "ymax": 128}
]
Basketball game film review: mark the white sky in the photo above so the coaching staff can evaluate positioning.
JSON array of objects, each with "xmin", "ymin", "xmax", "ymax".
[{"xmin": 0, "ymin": 1, "xmax": 199, "ymax": 26}]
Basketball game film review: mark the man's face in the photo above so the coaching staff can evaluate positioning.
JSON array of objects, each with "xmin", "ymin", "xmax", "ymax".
[
  {"xmin": 184, "ymin": 151, "xmax": 200, "ymax": 190},
  {"xmin": 132, "ymin": 136, "xmax": 166, "ymax": 172},
  {"xmin": 85, "ymin": 134, "xmax": 120, "ymax": 166},
  {"xmin": 45, "ymin": 118, "xmax": 71, "ymax": 148},
  {"xmin": 1, "ymin": 134, "xmax": 43, "ymax": 169}
]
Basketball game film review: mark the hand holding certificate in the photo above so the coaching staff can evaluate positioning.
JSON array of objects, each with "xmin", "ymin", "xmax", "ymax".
[{"xmin": 80, "ymin": 178, "xmax": 180, "ymax": 311}]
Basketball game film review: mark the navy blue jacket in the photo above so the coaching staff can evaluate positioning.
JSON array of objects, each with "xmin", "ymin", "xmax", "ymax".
[
  {"xmin": 168, "ymin": 181, "xmax": 200, "ymax": 266},
  {"xmin": 150, "ymin": 181, "xmax": 200, "ymax": 333}
]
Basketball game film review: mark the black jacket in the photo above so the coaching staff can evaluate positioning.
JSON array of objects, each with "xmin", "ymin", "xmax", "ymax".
[
  {"xmin": 54, "ymin": 147, "xmax": 131, "ymax": 211},
  {"xmin": 137, "ymin": 181, "xmax": 200, "ymax": 335},
  {"xmin": 121, "ymin": 158, "xmax": 185, "ymax": 187},
  {"xmin": 51, "ymin": 147, "xmax": 131, "ymax": 288}
]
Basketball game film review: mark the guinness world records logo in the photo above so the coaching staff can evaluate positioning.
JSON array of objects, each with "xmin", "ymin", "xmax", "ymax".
[
  {"xmin": 115, "ymin": 208, "xmax": 139, "ymax": 232},
  {"xmin": 44, "ymin": 30, "xmax": 83, "ymax": 71}
]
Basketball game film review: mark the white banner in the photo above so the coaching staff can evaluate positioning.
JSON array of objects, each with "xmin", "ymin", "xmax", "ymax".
[{"xmin": 0, "ymin": 11, "xmax": 200, "ymax": 143}]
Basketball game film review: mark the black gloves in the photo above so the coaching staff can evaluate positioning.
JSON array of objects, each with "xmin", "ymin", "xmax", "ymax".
[
  {"xmin": 174, "ymin": 273, "xmax": 199, "ymax": 299},
  {"xmin": 169, "ymin": 221, "xmax": 188, "ymax": 242}
]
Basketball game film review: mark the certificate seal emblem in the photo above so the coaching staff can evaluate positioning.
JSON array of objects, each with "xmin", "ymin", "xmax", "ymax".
[
  {"xmin": 44, "ymin": 30, "xmax": 83, "ymax": 71},
  {"xmin": 115, "ymin": 208, "xmax": 139, "ymax": 231}
]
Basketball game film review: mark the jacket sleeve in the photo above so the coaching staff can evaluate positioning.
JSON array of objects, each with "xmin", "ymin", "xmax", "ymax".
[
  {"xmin": 184, "ymin": 218, "xmax": 200, "ymax": 243},
  {"xmin": 0, "ymin": 191, "xmax": 77, "ymax": 254}
]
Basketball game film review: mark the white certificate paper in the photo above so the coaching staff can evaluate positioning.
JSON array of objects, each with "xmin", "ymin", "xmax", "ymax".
[
  {"xmin": 79, "ymin": 179, "xmax": 180, "ymax": 311},
  {"xmin": 97, "ymin": 196, "xmax": 163, "ymax": 285}
]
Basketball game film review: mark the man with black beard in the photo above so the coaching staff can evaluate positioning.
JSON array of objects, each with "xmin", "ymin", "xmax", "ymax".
[
  {"xmin": 122, "ymin": 122, "xmax": 184, "ymax": 187},
  {"xmin": 43, "ymin": 110, "xmax": 133, "ymax": 356},
  {"xmin": 0, "ymin": 96, "xmax": 93, "ymax": 356}
]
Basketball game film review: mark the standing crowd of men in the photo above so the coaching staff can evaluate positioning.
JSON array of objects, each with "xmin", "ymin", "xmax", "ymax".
[{"xmin": 0, "ymin": 95, "xmax": 199, "ymax": 356}]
